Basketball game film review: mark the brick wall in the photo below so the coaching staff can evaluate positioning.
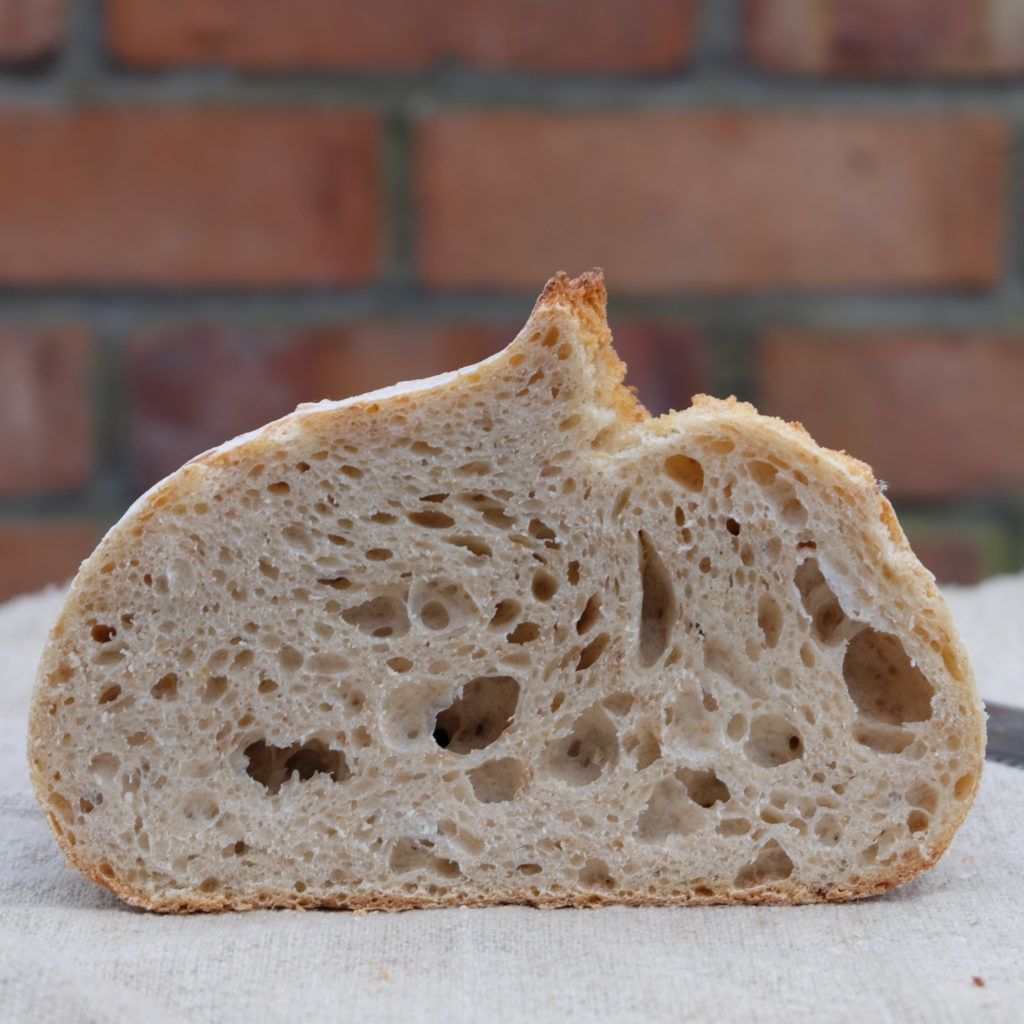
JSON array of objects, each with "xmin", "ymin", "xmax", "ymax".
[{"xmin": 1, "ymin": 0, "xmax": 1022, "ymax": 599}]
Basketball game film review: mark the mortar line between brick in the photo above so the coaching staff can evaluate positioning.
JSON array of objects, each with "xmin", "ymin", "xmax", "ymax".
[
  {"xmin": 688, "ymin": 0, "xmax": 744, "ymax": 74},
  {"xmin": 381, "ymin": 109, "xmax": 416, "ymax": 286},
  {"xmin": 11, "ymin": 61, "xmax": 1024, "ymax": 114},
  {"xmin": 0, "ymin": 289, "xmax": 1019, "ymax": 330},
  {"xmin": 91, "ymin": 329, "xmax": 133, "ymax": 509},
  {"xmin": 0, "ymin": 494, "xmax": 122, "ymax": 522},
  {"xmin": 1001, "ymin": 117, "xmax": 1024, "ymax": 295},
  {"xmin": 53, "ymin": 0, "xmax": 106, "ymax": 104},
  {"xmin": 704, "ymin": 324, "xmax": 757, "ymax": 405}
]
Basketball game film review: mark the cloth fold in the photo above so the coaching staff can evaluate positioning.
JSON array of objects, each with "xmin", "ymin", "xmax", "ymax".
[{"xmin": 3, "ymin": 581, "xmax": 1022, "ymax": 1023}]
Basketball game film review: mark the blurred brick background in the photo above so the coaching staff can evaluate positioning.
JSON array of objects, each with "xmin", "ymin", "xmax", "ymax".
[{"xmin": 1, "ymin": 0, "xmax": 1023, "ymax": 599}]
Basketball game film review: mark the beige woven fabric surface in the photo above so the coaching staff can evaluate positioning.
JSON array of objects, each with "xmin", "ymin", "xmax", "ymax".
[{"xmin": 2, "ymin": 581, "xmax": 1021, "ymax": 1024}]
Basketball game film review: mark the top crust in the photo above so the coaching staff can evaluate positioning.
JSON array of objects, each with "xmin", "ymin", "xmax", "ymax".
[{"xmin": 28, "ymin": 271, "xmax": 985, "ymax": 912}]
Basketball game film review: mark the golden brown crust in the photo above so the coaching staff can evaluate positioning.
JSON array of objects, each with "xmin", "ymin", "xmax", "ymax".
[
  {"xmin": 95, "ymin": 857, "xmax": 931, "ymax": 914},
  {"xmin": 529, "ymin": 268, "xmax": 647, "ymax": 431}
]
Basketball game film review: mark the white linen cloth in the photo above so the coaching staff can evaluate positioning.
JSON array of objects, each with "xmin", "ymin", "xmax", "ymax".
[{"xmin": 1, "ymin": 581, "xmax": 1021, "ymax": 1023}]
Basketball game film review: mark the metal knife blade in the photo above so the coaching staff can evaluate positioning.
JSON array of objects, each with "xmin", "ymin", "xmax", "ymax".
[{"xmin": 984, "ymin": 701, "xmax": 1024, "ymax": 768}]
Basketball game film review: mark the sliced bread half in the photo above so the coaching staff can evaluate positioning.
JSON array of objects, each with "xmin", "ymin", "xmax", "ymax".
[{"xmin": 28, "ymin": 271, "xmax": 985, "ymax": 910}]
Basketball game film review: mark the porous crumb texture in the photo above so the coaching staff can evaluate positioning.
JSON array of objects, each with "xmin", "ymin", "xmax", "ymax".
[{"xmin": 28, "ymin": 272, "xmax": 985, "ymax": 912}]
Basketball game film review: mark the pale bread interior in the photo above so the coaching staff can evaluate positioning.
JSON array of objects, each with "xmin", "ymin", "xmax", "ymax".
[{"xmin": 28, "ymin": 272, "xmax": 985, "ymax": 910}]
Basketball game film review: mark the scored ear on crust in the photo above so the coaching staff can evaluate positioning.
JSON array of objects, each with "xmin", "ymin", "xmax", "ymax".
[{"xmin": 28, "ymin": 271, "xmax": 985, "ymax": 911}]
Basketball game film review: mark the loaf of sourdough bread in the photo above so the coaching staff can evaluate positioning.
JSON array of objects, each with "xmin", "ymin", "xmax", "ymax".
[{"xmin": 28, "ymin": 271, "xmax": 985, "ymax": 911}]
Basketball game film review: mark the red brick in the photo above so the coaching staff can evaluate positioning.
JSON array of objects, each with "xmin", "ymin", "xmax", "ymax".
[
  {"xmin": 903, "ymin": 531, "xmax": 987, "ymax": 587},
  {"xmin": 107, "ymin": 0, "xmax": 696, "ymax": 73},
  {"xmin": 757, "ymin": 332, "xmax": 1024, "ymax": 500},
  {"xmin": 0, "ymin": 0, "xmax": 65, "ymax": 63},
  {"xmin": 124, "ymin": 324, "xmax": 508, "ymax": 488},
  {"xmin": 745, "ymin": 0, "xmax": 1024, "ymax": 77},
  {"xmin": 0, "ymin": 520, "xmax": 105, "ymax": 601},
  {"xmin": 611, "ymin": 324, "xmax": 706, "ymax": 416},
  {"xmin": 415, "ymin": 112, "xmax": 1007, "ymax": 292},
  {"xmin": 0, "ymin": 110, "xmax": 380, "ymax": 286},
  {"xmin": 0, "ymin": 327, "xmax": 93, "ymax": 498}
]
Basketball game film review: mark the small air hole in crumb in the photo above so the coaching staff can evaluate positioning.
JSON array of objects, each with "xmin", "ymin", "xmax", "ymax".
[
  {"xmin": 907, "ymin": 810, "xmax": 929, "ymax": 833},
  {"xmin": 601, "ymin": 692, "xmax": 634, "ymax": 716},
  {"xmin": 664, "ymin": 454, "xmax": 704, "ymax": 492},
  {"xmin": 547, "ymin": 706, "xmax": 618, "ymax": 786},
  {"xmin": 507, "ymin": 622, "xmax": 540, "ymax": 644},
  {"xmin": 419, "ymin": 601, "xmax": 450, "ymax": 630},
  {"xmin": 447, "ymin": 535, "xmax": 492, "ymax": 558},
  {"xmin": 342, "ymin": 595, "xmax": 410, "ymax": 637},
  {"xmin": 734, "ymin": 840, "xmax": 793, "ymax": 888},
  {"xmin": 468, "ymin": 757, "xmax": 526, "ymax": 803},
  {"xmin": 202, "ymin": 676, "xmax": 229, "ymax": 703},
  {"xmin": 576, "ymin": 594, "xmax": 601, "ymax": 634},
  {"xmin": 745, "ymin": 715, "xmax": 803, "ymax": 767},
  {"xmin": 318, "ymin": 575, "xmax": 351, "ymax": 590},
  {"xmin": 151, "ymin": 674, "xmax": 179, "ymax": 700},
  {"xmin": 91, "ymin": 624, "xmax": 116, "ymax": 643},
  {"xmin": 578, "ymin": 858, "xmax": 614, "ymax": 889},
  {"xmin": 408, "ymin": 509, "xmax": 455, "ymax": 529},
  {"xmin": 532, "ymin": 569, "xmax": 558, "ymax": 602},
  {"xmin": 844, "ymin": 628, "xmax": 935, "ymax": 725},
  {"xmin": 489, "ymin": 599, "xmax": 521, "ymax": 628},
  {"xmin": 278, "ymin": 645, "xmax": 304, "ymax": 671},
  {"xmin": 954, "ymin": 774, "xmax": 976, "ymax": 800},
  {"xmin": 748, "ymin": 461, "xmax": 778, "ymax": 487},
  {"xmin": 638, "ymin": 531, "xmax": 675, "ymax": 667},
  {"xmin": 757, "ymin": 594, "xmax": 783, "ymax": 649},
  {"xmin": 433, "ymin": 676, "xmax": 520, "ymax": 754},
  {"xmin": 411, "ymin": 442, "xmax": 443, "ymax": 456},
  {"xmin": 244, "ymin": 738, "xmax": 350, "ymax": 794},
  {"xmin": 577, "ymin": 633, "xmax": 610, "ymax": 670},
  {"xmin": 677, "ymin": 767, "xmax": 730, "ymax": 807}
]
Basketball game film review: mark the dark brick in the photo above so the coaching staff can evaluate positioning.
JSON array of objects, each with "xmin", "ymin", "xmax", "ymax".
[
  {"xmin": 0, "ymin": 110, "xmax": 380, "ymax": 286},
  {"xmin": 758, "ymin": 331, "xmax": 1024, "ymax": 500},
  {"xmin": 745, "ymin": 0, "xmax": 1024, "ymax": 78},
  {"xmin": 0, "ymin": 0, "xmax": 65, "ymax": 64},
  {"xmin": 108, "ymin": 0, "xmax": 696, "ymax": 73},
  {"xmin": 416, "ymin": 111, "xmax": 1007, "ymax": 292},
  {"xmin": 0, "ymin": 327, "xmax": 93, "ymax": 498},
  {"xmin": 0, "ymin": 520, "xmax": 104, "ymax": 601}
]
